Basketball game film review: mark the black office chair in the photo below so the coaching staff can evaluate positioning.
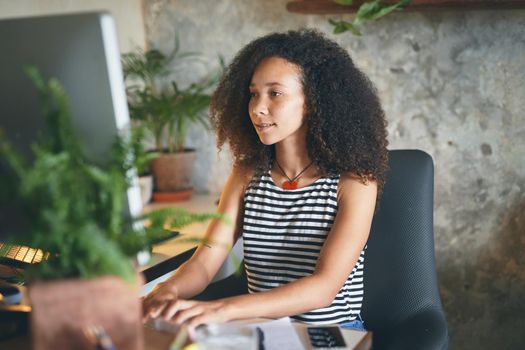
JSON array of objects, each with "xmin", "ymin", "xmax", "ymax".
[
  {"xmin": 195, "ymin": 149, "xmax": 448, "ymax": 349},
  {"xmin": 360, "ymin": 149, "xmax": 448, "ymax": 349}
]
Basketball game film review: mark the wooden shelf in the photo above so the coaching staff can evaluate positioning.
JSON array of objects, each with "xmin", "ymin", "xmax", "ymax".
[{"xmin": 286, "ymin": 0, "xmax": 525, "ymax": 14}]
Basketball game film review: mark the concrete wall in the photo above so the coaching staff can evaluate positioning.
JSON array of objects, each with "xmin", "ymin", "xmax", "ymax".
[
  {"xmin": 0, "ymin": 0, "xmax": 146, "ymax": 52},
  {"xmin": 142, "ymin": 1, "xmax": 525, "ymax": 348}
]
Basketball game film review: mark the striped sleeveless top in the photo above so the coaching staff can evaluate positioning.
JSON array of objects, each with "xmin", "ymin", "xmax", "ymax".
[{"xmin": 242, "ymin": 170, "xmax": 365, "ymax": 324}]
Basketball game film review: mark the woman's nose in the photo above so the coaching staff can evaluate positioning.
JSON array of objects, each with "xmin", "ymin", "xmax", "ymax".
[{"xmin": 250, "ymin": 97, "xmax": 269, "ymax": 116}]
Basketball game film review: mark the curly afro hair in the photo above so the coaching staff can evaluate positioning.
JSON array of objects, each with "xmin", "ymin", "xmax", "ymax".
[{"xmin": 210, "ymin": 29, "xmax": 389, "ymax": 192}]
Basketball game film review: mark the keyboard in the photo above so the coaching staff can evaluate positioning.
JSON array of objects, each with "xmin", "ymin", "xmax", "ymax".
[{"xmin": 0, "ymin": 242, "xmax": 48, "ymax": 269}]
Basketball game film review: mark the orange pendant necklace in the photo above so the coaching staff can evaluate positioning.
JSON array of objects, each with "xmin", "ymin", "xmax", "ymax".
[{"xmin": 275, "ymin": 159, "xmax": 313, "ymax": 190}]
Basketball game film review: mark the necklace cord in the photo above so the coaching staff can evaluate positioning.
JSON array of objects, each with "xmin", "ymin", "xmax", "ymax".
[{"xmin": 275, "ymin": 159, "xmax": 314, "ymax": 182}]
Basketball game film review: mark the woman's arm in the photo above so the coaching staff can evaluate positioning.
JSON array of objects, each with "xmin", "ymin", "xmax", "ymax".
[
  {"xmin": 171, "ymin": 174, "xmax": 378, "ymax": 327},
  {"xmin": 142, "ymin": 166, "xmax": 253, "ymax": 320}
]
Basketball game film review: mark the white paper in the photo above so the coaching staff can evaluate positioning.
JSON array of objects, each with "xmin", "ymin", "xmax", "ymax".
[{"xmin": 249, "ymin": 317, "xmax": 305, "ymax": 350}]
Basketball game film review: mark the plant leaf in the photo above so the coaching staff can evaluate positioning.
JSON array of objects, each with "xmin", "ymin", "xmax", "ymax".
[
  {"xmin": 329, "ymin": 19, "xmax": 362, "ymax": 36},
  {"xmin": 355, "ymin": 0, "xmax": 410, "ymax": 26},
  {"xmin": 334, "ymin": 0, "xmax": 354, "ymax": 5},
  {"xmin": 331, "ymin": 0, "xmax": 411, "ymax": 35}
]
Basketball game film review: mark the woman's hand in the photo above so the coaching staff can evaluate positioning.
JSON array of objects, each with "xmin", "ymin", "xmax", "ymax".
[
  {"xmin": 169, "ymin": 299, "xmax": 232, "ymax": 328},
  {"xmin": 142, "ymin": 281, "xmax": 179, "ymax": 321},
  {"xmin": 143, "ymin": 282, "xmax": 233, "ymax": 328}
]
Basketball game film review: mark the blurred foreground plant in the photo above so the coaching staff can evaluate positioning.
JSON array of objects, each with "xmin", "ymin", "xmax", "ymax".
[{"xmin": 0, "ymin": 66, "xmax": 222, "ymax": 283}]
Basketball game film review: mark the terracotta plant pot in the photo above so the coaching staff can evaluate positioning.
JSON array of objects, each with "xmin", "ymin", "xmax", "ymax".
[
  {"xmin": 150, "ymin": 149, "xmax": 196, "ymax": 198},
  {"xmin": 29, "ymin": 275, "xmax": 143, "ymax": 350}
]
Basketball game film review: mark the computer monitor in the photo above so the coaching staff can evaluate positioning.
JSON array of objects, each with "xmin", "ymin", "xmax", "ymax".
[{"xmin": 0, "ymin": 12, "xmax": 142, "ymax": 240}]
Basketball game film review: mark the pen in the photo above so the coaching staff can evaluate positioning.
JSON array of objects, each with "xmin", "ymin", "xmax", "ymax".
[{"xmin": 256, "ymin": 326, "xmax": 265, "ymax": 350}]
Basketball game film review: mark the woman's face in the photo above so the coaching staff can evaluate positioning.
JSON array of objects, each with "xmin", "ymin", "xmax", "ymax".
[{"xmin": 248, "ymin": 56, "xmax": 306, "ymax": 146}]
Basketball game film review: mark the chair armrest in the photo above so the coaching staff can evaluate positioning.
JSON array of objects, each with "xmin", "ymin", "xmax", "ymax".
[
  {"xmin": 141, "ymin": 247, "xmax": 196, "ymax": 283},
  {"xmin": 193, "ymin": 268, "xmax": 247, "ymax": 301}
]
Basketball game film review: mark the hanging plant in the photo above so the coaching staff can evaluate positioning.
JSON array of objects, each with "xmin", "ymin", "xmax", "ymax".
[{"xmin": 329, "ymin": 0, "xmax": 411, "ymax": 35}]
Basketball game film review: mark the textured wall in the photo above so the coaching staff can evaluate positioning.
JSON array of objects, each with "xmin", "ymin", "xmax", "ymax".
[
  {"xmin": 0, "ymin": 0, "xmax": 146, "ymax": 52},
  {"xmin": 143, "ymin": 1, "xmax": 525, "ymax": 348}
]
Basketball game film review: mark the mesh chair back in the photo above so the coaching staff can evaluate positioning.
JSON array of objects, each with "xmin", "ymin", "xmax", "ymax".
[{"xmin": 361, "ymin": 150, "xmax": 445, "ymax": 331}]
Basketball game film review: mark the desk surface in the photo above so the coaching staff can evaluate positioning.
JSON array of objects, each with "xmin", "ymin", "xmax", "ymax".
[
  {"xmin": 141, "ymin": 194, "xmax": 218, "ymax": 270},
  {"xmin": 144, "ymin": 318, "xmax": 371, "ymax": 350},
  {"xmin": 0, "ymin": 319, "xmax": 370, "ymax": 350},
  {"xmin": 140, "ymin": 194, "xmax": 245, "ymax": 297}
]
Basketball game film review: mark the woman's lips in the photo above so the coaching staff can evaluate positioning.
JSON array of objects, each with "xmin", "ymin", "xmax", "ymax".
[{"xmin": 254, "ymin": 123, "xmax": 276, "ymax": 132}]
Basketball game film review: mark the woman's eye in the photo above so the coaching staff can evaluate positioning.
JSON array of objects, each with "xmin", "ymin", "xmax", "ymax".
[
  {"xmin": 249, "ymin": 92, "xmax": 258, "ymax": 98},
  {"xmin": 270, "ymin": 91, "xmax": 282, "ymax": 97}
]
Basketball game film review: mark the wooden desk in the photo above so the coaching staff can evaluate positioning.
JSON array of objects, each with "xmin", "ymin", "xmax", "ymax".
[
  {"xmin": 144, "ymin": 318, "xmax": 372, "ymax": 350},
  {"xmin": 145, "ymin": 194, "xmax": 219, "ymax": 261},
  {"xmin": 140, "ymin": 194, "xmax": 244, "ymax": 297},
  {"xmin": 140, "ymin": 194, "xmax": 218, "ymax": 279},
  {"xmin": 0, "ymin": 320, "xmax": 371, "ymax": 350}
]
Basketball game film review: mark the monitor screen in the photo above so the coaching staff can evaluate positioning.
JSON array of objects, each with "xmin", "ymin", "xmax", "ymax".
[{"xmin": 0, "ymin": 11, "xmax": 142, "ymax": 240}]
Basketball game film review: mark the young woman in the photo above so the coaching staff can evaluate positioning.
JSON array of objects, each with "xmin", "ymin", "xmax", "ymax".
[{"xmin": 142, "ymin": 29, "xmax": 388, "ymax": 331}]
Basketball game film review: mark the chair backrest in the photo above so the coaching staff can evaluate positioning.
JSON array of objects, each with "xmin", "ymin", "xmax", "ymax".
[{"xmin": 361, "ymin": 150, "xmax": 447, "ymax": 343}]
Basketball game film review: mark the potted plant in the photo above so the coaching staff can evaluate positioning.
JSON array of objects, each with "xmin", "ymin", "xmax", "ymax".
[
  {"xmin": 0, "ymin": 67, "xmax": 220, "ymax": 349},
  {"xmin": 122, "ymin": 41, "xmax": 220, "ymax": 202}
]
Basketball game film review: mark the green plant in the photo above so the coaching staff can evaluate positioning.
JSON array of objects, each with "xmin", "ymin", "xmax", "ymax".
[
  {"xmin": 122, "ymin": 41, "xmax": 221, "ymax": 153},
  {"xmin": 0, "ymin": 67, "xmax": 222, "ymax": 283},
  {"xmin": 130, "ymin": 124, "xmax": 157, "ymax": 175},
  {"xmin": 329, "ymin": 0, "xmax": 411, "ymax": 36}
]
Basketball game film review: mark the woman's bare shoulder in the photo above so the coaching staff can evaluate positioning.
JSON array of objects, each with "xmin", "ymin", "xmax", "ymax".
[
  {"xmin": 222, "ymin": 165, "xmax": 256, "ymax": 196},
  {"xmin": 337, "ymin": 171, "xmax": 378, "ymax": 202},
  {"xmin": 231, "ymin": 165, "xmax": 256, "ymax": 184}
]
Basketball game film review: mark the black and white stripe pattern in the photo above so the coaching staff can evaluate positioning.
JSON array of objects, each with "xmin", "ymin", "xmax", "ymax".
[{"xmin": 242, "ymin": 171, "xmax": 365, "ymax": 324}]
